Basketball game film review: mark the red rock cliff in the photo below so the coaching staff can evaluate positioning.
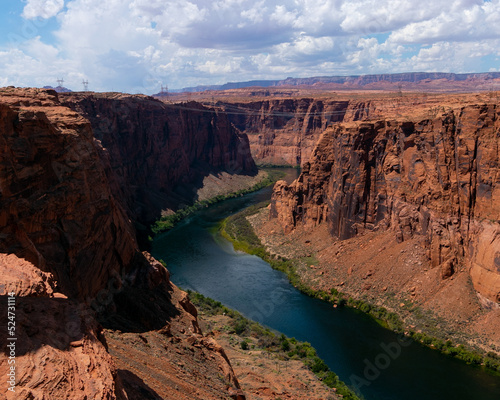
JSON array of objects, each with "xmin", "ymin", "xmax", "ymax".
[
  {"xmin": 62, "ymin": 93, "xmax": 257, "ymax": 224},
  {"xmin": 223, "ymin": 97, "xmax": 404, "ymax": 166},
  {"xmin": 0, "ymin": 88, "xmax": 138, "ymax": 300},
  {"xmin": 0, "ymin": 88, "xmax": 247, "ymax": 399},
  {"xmin": 223, "ymin": 99, "xmax": 349, "ymax": 166},
  {"xmin": 271, "ymin": 102, "xmax": 500, "ymax": 305}
]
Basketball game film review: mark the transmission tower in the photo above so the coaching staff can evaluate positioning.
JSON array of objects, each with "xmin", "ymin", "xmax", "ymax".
[
  {"xmin": 397, "ymin": 82, "xmax": 403, "ymax": 97},
  {"xmin": 160, "ymin": 84, "xmax": 168, "ymax": 97},
  {"xmin": 82, "ymin": 80, "xmax": 89, "ymax": 91},
  {"xmin": 57, "ymin": 78, "xmax": 64, "ymax": 87}
]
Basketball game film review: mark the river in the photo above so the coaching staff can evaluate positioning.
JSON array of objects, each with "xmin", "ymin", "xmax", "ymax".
[{"xmin": 152, "ymin": 168, "xmax": 500, "ymax": 400}]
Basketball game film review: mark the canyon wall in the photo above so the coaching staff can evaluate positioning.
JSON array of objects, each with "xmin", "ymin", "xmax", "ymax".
[
  {"xmin": 224, "ymin": 98, "xmax": 401, "ymax": 166},
  {"xmin": 0, "ymin": 88, "xmax": 138, "ymax": 300},
  {"xmin": 0, "ymin": 88, "xmax": 248, "ymax": 399},
  {"xmin": 224, "ymin": 99, "xmax": 349, "ymax": 166},
  {"xmin": 271, "ymin": 103, "xmax": 500, "ymax": 305},
  {"xmin": 63, "ymin": 93, "xmax": 257, "ymax": 224}
]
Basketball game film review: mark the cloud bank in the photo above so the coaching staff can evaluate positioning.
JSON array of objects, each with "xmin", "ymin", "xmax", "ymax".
[{"xmin": 1, "ymin": 0, "xmax": 499, "ymax": 92}]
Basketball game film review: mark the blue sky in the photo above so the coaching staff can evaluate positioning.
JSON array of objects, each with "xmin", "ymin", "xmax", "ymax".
[{"xmin": 1, "ymin": 0, "xmax": 499, "ymax": 93}]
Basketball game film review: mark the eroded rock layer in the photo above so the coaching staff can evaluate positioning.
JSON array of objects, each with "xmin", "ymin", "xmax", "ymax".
[
  {"xmin": 223, "ymin": 96, "xmax": 420, "ymax": 166},
  {"xmin": 0, "ymin": 88, "xmax": 247, "ymax": 399},
  {"xmin": 271, "ymin": 103, "xmax": 500, "ymax": 305},
  {"xmin": 62, "ymin": 93, "xmax": 257, "ymax": 224},
  {"xmin": 0, "ymin": 88, "xmax": 138, "ymax": 300},
  {"xmin": 223, "ymin": 99, "xmax": 350, "ymax": 166}
]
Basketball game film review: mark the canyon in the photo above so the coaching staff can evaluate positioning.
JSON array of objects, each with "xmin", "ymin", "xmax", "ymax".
[
  {"xmin": 1, "ymin": 84, "xmax": 500, "ymax": 399},
  {"xmin": 219, "ymin": 92, "xmax": 469, "ymax": 167},
  {"xmin": 246, "ymin": 92, "xmax": 500, "ymax": 352},
  {"xmin": 0, "ymin": 87, "xmax": 253, "ymax": 399}
]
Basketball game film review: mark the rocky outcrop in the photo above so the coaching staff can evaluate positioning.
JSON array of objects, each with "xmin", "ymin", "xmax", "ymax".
[
  {"xmin": 62, "ymin": 93, "xmax": 256, "ymax": 224},
  {"xmin": 0, "ymin": 88, "xmax": 138, "ymax": 300},
  {"xmin": 0, "ymin": 87, "xmax": 248, "ymax": 399},
  {"xmin": 0, "ymin": 253, "xmax": 120, "ymax": 399},
  {"xmin": 223, "ymin": 99, "xmax": 349, "ymax": 166},
  {"xmin": 271, "ymin": 103, "xmax": 500, "ymax": 304},
  {"xmin": 224, "ymin": 97, "xmax": 401, "ymax": 167}
]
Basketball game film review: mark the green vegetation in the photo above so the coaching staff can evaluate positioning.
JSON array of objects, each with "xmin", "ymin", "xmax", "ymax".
[
  {"xmin": 219, "ymin": 204, "xmax": 500, "ymax": 376},
  {"xmin": 255, "ymin": 163, "xmax": 301, "ymax": 169},
  {"xmin": 405, "ymin": 333, "xmax": 500, "ymax": 373},
  {"xmin": 240, "ymin": 339, "xmax": 250, "ymax": 350},
  {"xmin": 188, "ymin": 290, "xmax": 361, "ymax": 400},
  {"xmin": 151, "ymin": 169, "xmax": 286, "ymax": 234},
  {"xmin": 219, "ymin": 205, "xmax": 305, "ymax": 291}
]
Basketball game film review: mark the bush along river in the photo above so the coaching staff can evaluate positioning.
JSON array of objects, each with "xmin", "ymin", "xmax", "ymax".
[{"xmin": 152, "ymin": 168, "xmax": 500, "ymax": 400}]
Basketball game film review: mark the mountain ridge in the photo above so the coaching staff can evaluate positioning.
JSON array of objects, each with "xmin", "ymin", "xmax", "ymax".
[{"xmin": 171, "ymin": 71, "xmax": 500, "ymax": 93}]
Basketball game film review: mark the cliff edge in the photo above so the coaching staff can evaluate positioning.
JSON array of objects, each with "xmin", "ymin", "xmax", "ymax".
[
  {"xmin": 0, "ymin": 87, "xmax": 247, "ymax": 399},
  {"xmin": 266, "ymin": 98, "xmax": 500, "ymax": 351}
]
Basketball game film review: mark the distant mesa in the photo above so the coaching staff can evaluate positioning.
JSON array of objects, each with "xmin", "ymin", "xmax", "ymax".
[
  {"xmin": 173, "ymin": 71, "xmax": 500, "ymax": 93},
  {"xmin": 43, "ymin": 85, "xmax": 73, "ymax": 93},
  {"xmin": 154, "ymin": 91, "xmax": 169, "ymax": 98}
]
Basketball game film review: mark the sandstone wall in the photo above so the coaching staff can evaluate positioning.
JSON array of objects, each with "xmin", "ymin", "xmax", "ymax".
[
  {"xmin": 63, "ymin": 93, "xmax": 257, "ymax": 224},
  {"xmin": 271, "ymin": 104, "xmax": 500, "ymax": 304},
  {"xmin": 224, "ymin": 99, "xmax": 349, "ymax": 166},
  {"xmin": 224, "ymin": 98, "xmax": 401, "ymax": 167},
  {"xmin": 0, "ymin": 88, "xmax": 248, "ymax": 399},
  {"xmin": 0, "ymin": 88, "xmax": 138, "ymax": 300}
]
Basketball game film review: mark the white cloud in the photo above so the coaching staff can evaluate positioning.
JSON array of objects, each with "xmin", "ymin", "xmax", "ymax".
[
  {"xmin": 23, "ymin": 36, "xmax": 59, "ymax": 60},
  {"xmin": 1, "ymin": 0, "xmax": 498, "ymax": 92},
  {"xmin": 340, "ymin": 0, "xmax": 443, "ymax": 34},
  {"xmin": 387, "ymin": 0, "xmax": 500, "ymax": 44},
  {"xmin": 376, "ymin": 40, "xmax": 500, "ymax": 73},
  {"xmin": 23, "ymin": 0, "xmax": 65, "ymax": 20},
  {"xmin": 287, "ymin": 0, "xmax": 344, "ymax": 34},
  {"xmin": 0, "ymin": 44, "xmax": 72, "ymax": 89},
  {"xmin": 239, "ymin": 1, "xmax": 267, "ymax": 25}
]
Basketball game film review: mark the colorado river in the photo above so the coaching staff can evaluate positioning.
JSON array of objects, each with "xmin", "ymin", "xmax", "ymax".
[{"xmin": 152, "ymin": 169, "xmax": 500, "ymax": 400}]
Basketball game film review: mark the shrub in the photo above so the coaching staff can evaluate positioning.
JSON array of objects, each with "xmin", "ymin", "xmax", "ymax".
[
  {"xmin": 322, "ymin": 371, "xmax": 338, "ymax": 387},
  {"xmin": 233, "ymin": 318, "xmax": 249, "ymax": 335},
  {"xmin": 485, "ymin": 358, "xmax": 500, "ymax": 371},
  {"xmin": 311, "ymin": 357, "xmax": 329, "ymax": 373},
  {"xmin": 281, "ymin": 339, "xmax": 291, "ymax": 351}
]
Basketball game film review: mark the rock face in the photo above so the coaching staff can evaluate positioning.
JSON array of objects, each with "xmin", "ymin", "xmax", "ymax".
[
  {"xmin": 271, "ymin": 103, "xmax": 500, "ymax": 305},
  {"xmin": 62, "ymin": 93, "xmax": 257, "ymax": 224},
  {"xmin": 0, "ymin": 88, "xmax": 256, "ymax": 299},
  {"xmin": 224, "ymin": 97, "xmax": 401, "ymax": 166},
  {"xmin": 0, "ymin": 253, "xmax": 119, "ymax": 399},
  {"xmin": 0, "ymin": 87, "xmax": 249, "ymax": 399},
  {"xmin": 0, "ymin": 88, "xmax": 138, "ymax": 300},
  {"xmin": 224, "ymin": 99, "xmax": 349, "ymax": 166}
]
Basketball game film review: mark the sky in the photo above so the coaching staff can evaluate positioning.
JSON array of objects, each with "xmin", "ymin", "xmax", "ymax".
[{"xmin": 0, "ymin": 0, "xmax": 499, "ymax": 93}]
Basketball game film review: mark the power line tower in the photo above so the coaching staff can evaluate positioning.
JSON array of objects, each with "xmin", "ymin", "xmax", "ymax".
[
  {"xmin": 57, "ymin": 78, "xmax": 64, "ymax": 87},
  {"xmin": 397, "ymin": 82, "xmax": 403, "ymax": 97},
  {"xmin": 82, "ymin": 80, "xmax": 89, "ymax": 91},
  {"xmin": 160, "ymin": 84, "xmax": 168, "ymax": 97}
]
